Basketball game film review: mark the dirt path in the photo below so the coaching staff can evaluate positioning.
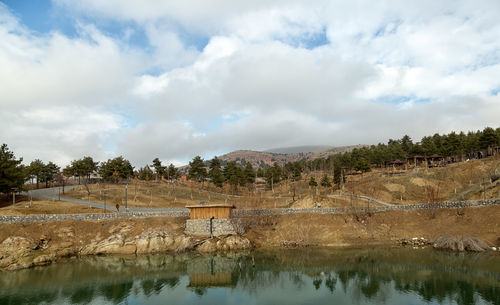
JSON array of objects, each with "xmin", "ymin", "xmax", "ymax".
[
  {"xmin": 22, "ymin": 186, "xmax": 187, "ymax": 214},
  {"xmin": 327, "ymin": 193, "xmax": 394, "ymax": 206}
]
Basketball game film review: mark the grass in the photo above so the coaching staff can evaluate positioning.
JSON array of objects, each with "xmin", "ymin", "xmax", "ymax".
[{"xmin": 0, "ymin": 196, "xmax": 103, "ymax": 215}]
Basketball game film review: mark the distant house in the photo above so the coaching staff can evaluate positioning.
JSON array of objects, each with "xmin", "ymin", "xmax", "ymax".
[{"xmin": 254, "ymin": 177, "xmax": 267, "ymax": 192}]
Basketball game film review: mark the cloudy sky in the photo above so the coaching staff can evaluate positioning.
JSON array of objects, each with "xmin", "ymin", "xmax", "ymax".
[{"xmin": 1, "ymin": 0, "xmax": 500, "ymax": 167}]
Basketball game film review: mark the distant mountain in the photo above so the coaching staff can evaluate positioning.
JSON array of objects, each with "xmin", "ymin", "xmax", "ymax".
[
  {"xmin": 218, "ymin": 145, "xmax": 367, "ymax": 168},
  {"xmin": 265, "ymin": 145, "xmax": 332, "ymax": 154}
]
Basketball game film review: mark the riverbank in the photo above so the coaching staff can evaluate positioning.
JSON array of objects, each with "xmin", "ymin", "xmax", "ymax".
[{"xmin": 0, "ymin": 204, "xmax": 499, "ymax": 271}]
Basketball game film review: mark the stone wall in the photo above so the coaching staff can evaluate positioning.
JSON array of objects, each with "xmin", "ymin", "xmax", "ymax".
[
  {"xmin": 233, "ymin": 198, "xmax": 500, "ymax": 217},
  {"xmin": 0, "ymin": 198, "xmax": 499, "ymax": 224},
  {"xmin": 185, "ymin": 219, "xmax": 237, "ymax": 236},
  {"xmin": 0, "ymin": 210, "xmax": 189, "ymax": 224}
]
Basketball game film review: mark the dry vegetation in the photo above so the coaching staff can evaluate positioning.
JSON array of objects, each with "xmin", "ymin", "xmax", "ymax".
[
  {"xmin": 2, "ymin": 156, "xmax": 498, "ymax": 215},
  {"xmin": 65, "ymin": 156, "xmax": 499, "ymax": 210},
  {"xmin": 341, "ymin": 157, "xmax": 500, "ymax": 204},
  {"xmin": 245, "ymin": 204, "xmax": 500, "ymax": 248},
  {"xmin": 63, "ymin": 179, "xmax": 387, "ymax": 210},
  {"xmin": 0, "ymin": 196, "xmax": 103, "ymax": 215}
]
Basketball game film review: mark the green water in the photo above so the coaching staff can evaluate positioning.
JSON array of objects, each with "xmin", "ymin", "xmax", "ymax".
[{"xmin": 0, "ymin": 247, "xmax": 499, "ymax": 305}]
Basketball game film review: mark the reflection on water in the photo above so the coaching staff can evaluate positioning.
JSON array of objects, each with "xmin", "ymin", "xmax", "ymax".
[{"xmin": 0, "ymin": 247, "xmax": 499, "ymax": 305}]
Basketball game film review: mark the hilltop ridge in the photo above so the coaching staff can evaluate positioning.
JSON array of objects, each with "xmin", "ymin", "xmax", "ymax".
[{"xmin": 217, "ymin": 145, "xmax": 366, "ymax": 168}]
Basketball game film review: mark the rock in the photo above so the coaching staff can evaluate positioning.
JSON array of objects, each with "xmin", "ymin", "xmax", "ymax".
[
  {"xmin": 397, "ymin": 237, "xmax": 430, "ymax": 247},
  {"xmin": 80, "ymin": 234, "xmax": 135, "ymax": 255},
  {"xmin": 135, "ymin": 231, "xmax": 175, "ymax": 254},
  {"xmin": 433, "ymin": 236, "xmax": 490, "ymax": 252},
  {"xmin": 223, "ymin": 235, "xmax": 252, "ymax": 251},
  {"xmin": 33, "ymin": 254, "xmax": 54, "ymax": 266},
  {"xmin": 0, "ymin": 236, "xmax": 37, "ymax": 256},
  {"xmin": 196, "ymin": 235, "xmax": 252, "ymax": 253},
  {"xmin": 173, "ymin": 235, "xmax": 195, "ymax": 252},
  {"xmin": 0, "ymin": 237, "xmax": 38, "ymax": 269},
  {"xmin": 197, "ymin": 239, "xmax": 218, "ymax": 253}
]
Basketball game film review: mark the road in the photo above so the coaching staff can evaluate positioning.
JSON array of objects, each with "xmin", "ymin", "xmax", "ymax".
[
  {"xmin": 328, "ymin": 193, "xmax": 394, "ymax": 206},
  {"xmin": 22, "ymin": 186, "xmax": 188, "ymax": 213}
]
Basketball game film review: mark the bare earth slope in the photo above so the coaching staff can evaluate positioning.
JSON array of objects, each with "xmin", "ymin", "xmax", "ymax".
[{"xmin": 219, "ymin": 145, "xmax": 366, "ymax": 167}]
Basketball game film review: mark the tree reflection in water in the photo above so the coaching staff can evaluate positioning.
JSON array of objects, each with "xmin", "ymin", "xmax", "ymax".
[{"xmin": 0, "ymin": 248, "xmax": 498, "ymax": 305}]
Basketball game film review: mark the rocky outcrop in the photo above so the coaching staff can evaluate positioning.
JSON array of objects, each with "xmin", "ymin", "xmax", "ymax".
[
  {"xmin": 0, "ymin": 232, "xmax": 252, "ymax": 271},
  {"xmin": 433, "ymin": 236, "xmax": 491, "ymax": 252},
  {"xmin": 196, "ymin": 235, "xmax": 252, "ymax": 252},
  {"xmin": 0, "ymin": 236, "xmax": 39, "ymax": 271},
  {"xmin": 81, "ymin": 231, "xmax": 196, "ymax": 255},
  {"xmin": 397, "ymin": 237, "xmax": 431, "ymax": 247}
]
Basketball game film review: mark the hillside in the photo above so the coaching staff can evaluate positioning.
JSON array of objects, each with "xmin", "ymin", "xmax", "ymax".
[
  {"xmin": 218, "ymin": 145, "xmax": 366, "ymax": 168},
  {"xmin": 265, "ymin": 145, "xmax": 332, "ymax": 154}
]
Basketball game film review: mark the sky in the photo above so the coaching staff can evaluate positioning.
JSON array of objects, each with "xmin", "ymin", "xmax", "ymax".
[{"xmin": 1, "ymin": 0, "xmax": 500, "ymax": 167}]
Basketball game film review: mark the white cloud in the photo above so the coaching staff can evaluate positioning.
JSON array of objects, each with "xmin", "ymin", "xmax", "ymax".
[{"xmin": 1, "ymin": 1, "xmax": 500, "ymax": 167}]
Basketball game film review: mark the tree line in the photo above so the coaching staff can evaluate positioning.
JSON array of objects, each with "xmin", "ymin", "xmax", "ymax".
[
  {"xmin": 186, "ymin": 126, "xmax": 500, "ymax": 188},
  {"xmin": 0, "ymin": 147, "xmax": 180, "ymax": 194},
  {"xmin": 1, "ymin": 126, "xmax": 499, "ymax": 194}
]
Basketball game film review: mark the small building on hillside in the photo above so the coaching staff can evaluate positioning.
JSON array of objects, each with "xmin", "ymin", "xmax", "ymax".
[
  {"xmin": 185, "ymin": 203, "xmax": 237, "ymax": 237},
  {"xmin": 407, "ymin": 155, "xmax": 445, "ymax": 168},
  {"xmin": 186, "ymin": 203, "xmax": 235, "ymax": 219},
  {"xmin": 254, "ymin": 177, "xmax": 267, "ymax": 192}
]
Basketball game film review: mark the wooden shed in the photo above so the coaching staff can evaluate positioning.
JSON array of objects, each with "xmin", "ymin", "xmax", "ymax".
[{"xmin": 186, "ymin": 203, "xmax": 235, "ymax": 219}]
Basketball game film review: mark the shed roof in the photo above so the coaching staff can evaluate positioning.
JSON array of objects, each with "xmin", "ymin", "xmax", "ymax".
[{"xmin": 185, "ymin": 204, "xmax": 235, "ymax": 209}]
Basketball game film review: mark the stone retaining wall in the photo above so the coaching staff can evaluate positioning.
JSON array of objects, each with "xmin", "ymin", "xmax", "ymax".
[
  {"xmin": 233, "ymin": 198, "xmax": 500, "ymax": 217},
  {"xmin": 184, "ymin": 219, "xmax": 237, "ymax": 236},
  {"xmin": 0, "ymin": 199, "xmax": 498, "ymax": 224},
  {"xmin": 0, "ymin": 210, "xmax": 189, "ymax": 224}
]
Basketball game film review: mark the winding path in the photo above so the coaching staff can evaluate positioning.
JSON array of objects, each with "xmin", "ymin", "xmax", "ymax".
[
  {"xmin": 22, "ymin": 186, "xmax": 188, "ymax": 214},
  {"xmin": 327, "ymin": 193, "xmax": 395, "ymax": 206}
]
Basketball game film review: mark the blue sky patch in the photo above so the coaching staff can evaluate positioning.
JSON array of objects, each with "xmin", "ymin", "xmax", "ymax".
[
  {"xmin": 204, "ymin": 113, "xmax": 249, "ymax": 133},
  {"xmin": 374, "ymin": 95, "xmax": 431, "ymax": 104},
  {"xmin": 276, "ymin": 27, "xmax": 329, "ymax": 50}
]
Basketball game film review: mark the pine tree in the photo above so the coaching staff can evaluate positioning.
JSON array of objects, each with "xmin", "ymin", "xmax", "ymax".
[
  {"xmin": 354, "ymin": 157, "xmax": 371, "ymax": 172},
  {"xmin": 479, "ymin": 127, "xmax": 499, "ymax": 149},
  {"xmin": 28, "ymin": 159, "xmax": 45, "ymax": 189},
  {"xmin": 167, "ymin": 164, "xmax": 178, "ymax": 180},
  {"xmin": 152, "ymin": 158, "xmax": 165, "ymax": 181},
  {"xmin": 138, "ymin": 165, "xmax": 154, "ymax": 181},
  {"xmin": 0, "ymin": 144, "xmax": 26, "ymax": 193},
  {"xmin": 308, "ymin": 177, "xmax": 318, "ymax": 187},
  {"xmin": 41, "ymin": 162, "xmax": 60, "ymax": 188},
  {"xmin": 188, "ymin": 156, "xmax": 207, "ymax": 182},
  {"xmin": 99, "ymin": 156, "xmax": 134, "ymax": 182},
  {"xmin": 244, "ymin": 162, "xmax": 256, "ymax": 185},
  {"xmin": 208, "ymin": 157, "xmax": 224, "ymax": 187},
  {"xmin": 320, "ymin": 174, "xmax": 331, "ymax": 187}
]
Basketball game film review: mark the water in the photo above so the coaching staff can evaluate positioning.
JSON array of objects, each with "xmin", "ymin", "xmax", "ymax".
[{"xmin": 0, "ymin": 247, "xmax": 499, "ymax": 305}]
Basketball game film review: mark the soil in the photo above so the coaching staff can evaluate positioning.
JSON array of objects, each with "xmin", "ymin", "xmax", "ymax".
[
  {"xmin": 0, "ymin": 197, "xmax": 103, "ymax": 215},
  {"xmin": 244, "ymin": 204, "xmax": 500, "ymax": 249}
]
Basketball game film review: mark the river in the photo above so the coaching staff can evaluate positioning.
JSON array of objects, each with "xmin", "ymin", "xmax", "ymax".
[{"xmin": 0, "ymin": 247, "xmax": 499, "ymax": 305}]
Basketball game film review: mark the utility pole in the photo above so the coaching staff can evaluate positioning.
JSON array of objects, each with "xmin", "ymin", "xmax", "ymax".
[
  {"xmin": 483, "ymin": 178, "xmax": 486, "ymax": 200},
  {"xmin": 125, "ymin": 184, "xmax": 128, "ymax": 211},
  {"xmin": 104, "ymin": 190, "xmax": 106, "ymax": 213}
]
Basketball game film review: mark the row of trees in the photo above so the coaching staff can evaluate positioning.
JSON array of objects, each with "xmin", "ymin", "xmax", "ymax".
[
  {"xmin": 0, "ymin": 144, "xmax": 179, "ymax": 194},
  {"xmin": 188, "ymin": 156, "xmax": 256, "ymax": 189},
  {"xmin": 137, "ymin": 158, "xmax": 179, "ymax": 182},
  {"xmin": 2, "ymin": 126, "xmax": 499, "ymax": 194},
  {"xmin": 186, "ymin": 127, "xmax": 500, "ymax": 188},
  {"xmin": 0, "ymin": 145, "xmax": 64, "ymax": 193}
]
